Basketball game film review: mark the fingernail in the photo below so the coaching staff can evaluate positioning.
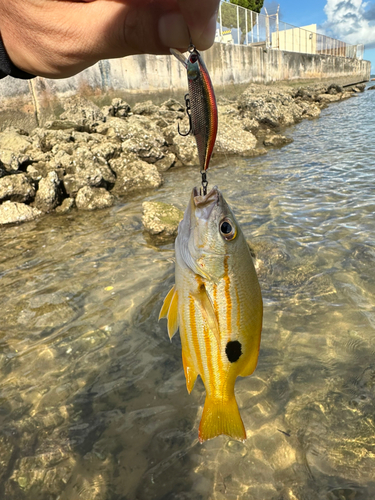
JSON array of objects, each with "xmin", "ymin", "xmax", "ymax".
[{"xmin": 159, "ymin": 13, "xmax": 190, "ymax": 48}]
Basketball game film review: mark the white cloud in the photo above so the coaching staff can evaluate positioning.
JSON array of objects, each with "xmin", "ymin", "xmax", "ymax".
[{"xmin": 322, "ymin": 0, "xmax": 375, "ymax": 48}]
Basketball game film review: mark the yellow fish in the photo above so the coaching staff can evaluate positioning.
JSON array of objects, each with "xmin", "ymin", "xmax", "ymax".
[{"xmin": 159, "ymin": 186, "xmax": 263, "ymax": 442}]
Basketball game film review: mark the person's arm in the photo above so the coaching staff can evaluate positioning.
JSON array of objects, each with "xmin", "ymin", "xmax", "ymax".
[{"xmin": 0, "ymin": 0, "xmax": 220, "ymax": 79}]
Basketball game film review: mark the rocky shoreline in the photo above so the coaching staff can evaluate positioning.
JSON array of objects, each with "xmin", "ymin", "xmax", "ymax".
[{"xmin": 0, "ymin": 81, "xmax": 367, "ymax": 227}]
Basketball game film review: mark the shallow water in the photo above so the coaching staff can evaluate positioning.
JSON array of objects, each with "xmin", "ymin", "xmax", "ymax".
[{"xmin": 1, "ymin": 86, "xmax": 375, "ymax": 500}]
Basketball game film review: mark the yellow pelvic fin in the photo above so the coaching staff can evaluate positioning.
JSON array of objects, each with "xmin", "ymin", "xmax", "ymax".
[
  {"xmin": 159, "ymin": 285, "xmax": 175, "ymax": 320},
  {"xmin": 198, "ymin": 396, "xmax": 246, "ymax": 443},
  {"xmin": 182, "ymin": 351, "xmax": 198, "ymax": 394},
  {"xmin": 191, "ymin": 284, "xmax": 221, "ymax": 345},
  {"xmin": 167, "ymin": 289, "xmax": 179, "ymax": 340}
]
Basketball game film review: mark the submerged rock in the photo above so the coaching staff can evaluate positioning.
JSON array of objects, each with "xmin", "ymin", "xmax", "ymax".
[
  {"xmin": 0, "ymin": 200, "xmax": 41, "ymax": 224},
  {"xmin": 142, "ymin": 201, "xmax": 183, "ymax": 243},
  {"xmin": 263, "ymin": 134, "xmax": 293, "ymax": 148}
]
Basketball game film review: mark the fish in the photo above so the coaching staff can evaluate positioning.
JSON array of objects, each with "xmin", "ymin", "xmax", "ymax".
[
  {"xmin": 171, "ymin": 47, "xmax": 218, "ymax": 172},
  {"xmin": 159, "ymin": 186, "xmax": 263, "ymax": 442}
]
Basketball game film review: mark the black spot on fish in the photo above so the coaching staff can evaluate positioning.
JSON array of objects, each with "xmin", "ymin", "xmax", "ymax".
[{"xmin": 225, "ymin": 341, "xmax": 242, "ymax": 363}]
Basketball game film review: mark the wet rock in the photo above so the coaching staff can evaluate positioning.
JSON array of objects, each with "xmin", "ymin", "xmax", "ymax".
[
  {"xmin": 263, "ymin": 134, "xmax": 293, "ymax": 148},
  {"xmin": 34, "ymin": 171, "xmax": 62, "ymax": 212},
  {"xmin": 110, "ymin": 156, "xmax": 163, "ymax": 194},
  {"xmin": 368, "ymin": 85, "xmax": 375, "ymax": 90},
  {"xmin": 132, "ymin": 100, "xmax": 159, "ymax": 115},
  {"xmin": 56, "ymin": 197, "xmax": 75, "ymax": 213},
  {"xmin": 317, "ymin": 93, "xmax": 342, "ymax": 103},
  {"xmin": 0, "ymin": 201, "xmax": 41, "ymax": 224},
  {"xmin": 142, "ymin": 201, "xmax": 183, "ymax": 242},
  {"xmin": 75, "ymin": 186, "xmax": 114, "ymax": 210},
  {"xmin": 154, "ymin": 152, "xmax": 176, "ymax": 172},
  {"xmin": 0, "ymin": 172, "xmax": 35, "ymax": 203}
]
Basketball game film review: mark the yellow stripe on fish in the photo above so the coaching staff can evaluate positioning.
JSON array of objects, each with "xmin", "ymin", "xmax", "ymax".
[{"xmin": 159, "ymin": 186, "xmax": 263, "ymax": 442}]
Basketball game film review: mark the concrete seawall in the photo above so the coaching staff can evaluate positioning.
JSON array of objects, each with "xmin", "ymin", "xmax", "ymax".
[{"xmin": 0, "ymin": 42, "xmax": 371, "ymax": 100}]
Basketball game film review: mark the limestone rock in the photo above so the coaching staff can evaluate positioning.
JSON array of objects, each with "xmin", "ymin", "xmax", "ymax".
[
  {"xmin": 263, "ymin": 134, "xmax": 293, "ymax": 148},
  {"xmin": 110, "ymin": 157, "xmax": 163, "ymax": 194},
  {"xmin": 368, "ymin": 85, "xmax": 375, "ymax": 90},
  {"xmin": 172, "ymin": 133, "xmax": 199, "ymax": 166},
  {"xmin": 142, "ymin": 201, "xmax": 183, "ymax": 242},
  {"xmin": 132, "ymin": 100, "xmax": 159, "ymax": 115},
  {"xmin": 56, "ymin": 197, "xmax": 75, "ymax": 213},
  {"xmin": 0, "ymin": 128, "xmax": 32, "ymax": 169},
  {"xmin": 154, "ymin": 152, "xmax": 176, "ymax": 172},
  {"xmin": 317, "ymin": 93, "xmax": 342, "ymax": 103},
  {"xmin": 104, "ymin": 98, "xmax": 131, "ymax": 118},
  {"xmin": 34, "ymin": 171, "xmax": 61, "ymax": 212},
  {"xmin": 75, "ymin": 186, "xmax": 114, "ymax": 210},
  {"xmin": 59, "ymin": 96, "xmax": 105, "ymax": 130},
  {"xmin": 216, "ymin": 118, "xmax": 257, "ymax": 156},
  {"xmin": 0, "ymin": 173, "xmax": 35, "ymax": 203},
  {"xmin": 0, "ymin": 201, "xmax": 41, "ymax": 225},
  {"xmin": 120, "ymin": 115, "xmax": 167, "ymax": 163}
]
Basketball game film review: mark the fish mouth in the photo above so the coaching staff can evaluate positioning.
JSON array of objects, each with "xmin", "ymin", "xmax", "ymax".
[
  {"xmin": 191, "ymin": 186, "xmax": 220, "ymax": 222},
  {"xmin": 192, "ymin": 186, "xmax": 219, "ymax": 207}
]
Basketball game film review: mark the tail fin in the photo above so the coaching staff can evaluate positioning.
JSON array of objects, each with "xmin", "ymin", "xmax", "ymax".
[{"xmin": 198, "ymin": 396, "xmax": 246, "ymax": 443}]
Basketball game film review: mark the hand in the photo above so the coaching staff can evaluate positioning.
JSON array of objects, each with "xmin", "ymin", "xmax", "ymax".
[{"xmin": 0, "ymin": 0, "xmax": 220, "ymax": 78}]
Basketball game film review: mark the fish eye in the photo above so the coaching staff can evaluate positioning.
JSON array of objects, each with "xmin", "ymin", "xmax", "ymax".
[{"xmin": 219, "ymin": 218, "xmax": 237, "ymax": 241}]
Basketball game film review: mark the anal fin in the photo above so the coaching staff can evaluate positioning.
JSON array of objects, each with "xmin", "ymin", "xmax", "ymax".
[{"xmin": 182, "ymin": 351, "xmax": 198, "ymax": 394}]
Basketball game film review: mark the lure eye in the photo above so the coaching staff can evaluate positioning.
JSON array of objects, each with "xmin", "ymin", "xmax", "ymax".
[
  {"xmin": 220, "ymin": 218, "xmax": 237, "ymax": 241},
  {"xmin": 189, "ymin": 53, "xmax": 199, "ymax": 64}
]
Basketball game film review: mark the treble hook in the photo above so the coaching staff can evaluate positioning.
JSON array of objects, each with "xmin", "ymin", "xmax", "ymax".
[{"xmin": 178, "ymin": 93, "xmax": 192, "ymax": 137}]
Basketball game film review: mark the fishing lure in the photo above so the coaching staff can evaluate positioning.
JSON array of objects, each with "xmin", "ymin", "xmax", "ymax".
[{"xmin": 171, "ymin": 46, "xmax": 218, "ymax": 185}]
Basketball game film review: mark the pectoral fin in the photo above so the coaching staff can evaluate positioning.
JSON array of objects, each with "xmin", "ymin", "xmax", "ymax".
[
  {"xmin": 159, "ymin": 285, "xmax": 179, "ymax": 340},
  {"xmin": 191, "ymin": 284, "xmax": 221, "ymax": 345}
]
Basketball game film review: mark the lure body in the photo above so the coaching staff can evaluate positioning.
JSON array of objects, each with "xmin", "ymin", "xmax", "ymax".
[{"xmin": 171, "ymin": 48, "xmax": 218, "ymax": 172}]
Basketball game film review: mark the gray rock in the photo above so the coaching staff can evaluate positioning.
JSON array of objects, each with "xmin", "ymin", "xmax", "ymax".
[
  {"xmin": 0, "ymin": 173, "xmax": 35, "ymax": 203},
  {"xmin": 327, "ymin": 83, "xmax": 343, "ymax": 94},
  {"xmin": 56, "ymin": 197, "xmax": 75, "ymax": 213},
  {"xmin": 75, "ymin": 186, "xmax": 114, "ymax": 210},
  {"xmin": 142, "ymin": 201, "xmax": 183, "ymax": 243},
  {"xmin": 263, "ymin": 134, "xmax": 293, "ymax": 147},
  {"xmin": 216, "ymin": 114, "xmax": 257, "ymax": 156},
  {"xmin": 34, "ymin": 171, "xmax": 61, "ymax": 212},
  {"xmin": 0, "ymin": 201, "xmax": 41, "ymax": 224},
  {"xmin": 110, "ymin": 156, "xmax": 163, "ymax": 194}
]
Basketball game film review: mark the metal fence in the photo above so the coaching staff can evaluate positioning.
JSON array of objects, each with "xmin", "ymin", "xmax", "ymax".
[{"xmin": 216, "ymin": 1, "xmax": 364, "ymax": 60}]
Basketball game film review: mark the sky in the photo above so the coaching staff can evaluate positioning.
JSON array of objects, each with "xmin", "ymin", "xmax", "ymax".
[{"xmin": 262, "ymin": 0, "xmax": 375, "ymax": 73}]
